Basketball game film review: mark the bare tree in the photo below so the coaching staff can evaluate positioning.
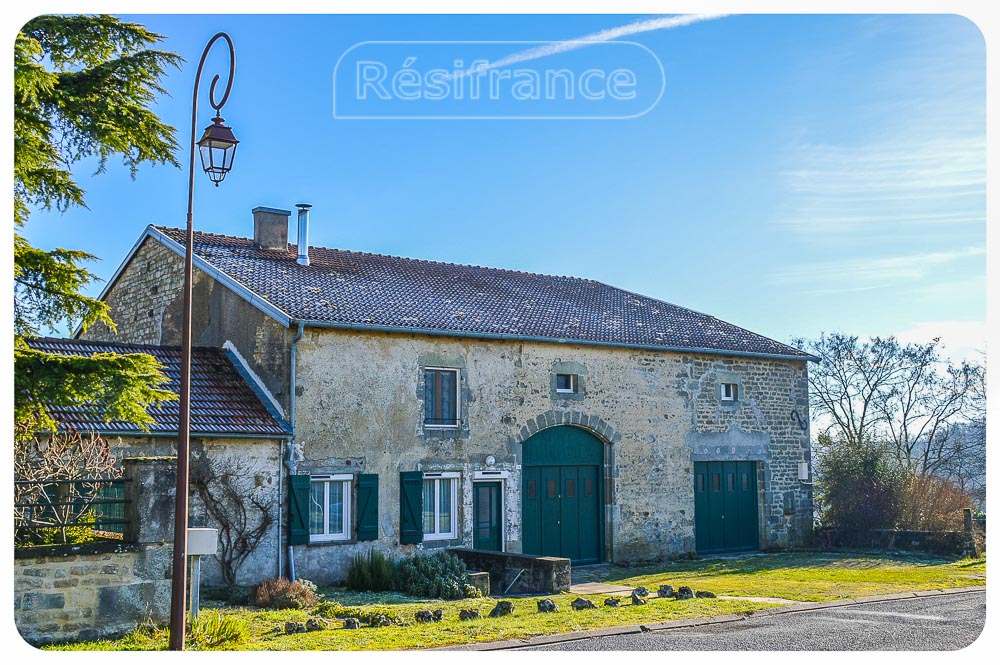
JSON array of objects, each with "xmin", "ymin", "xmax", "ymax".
[
  {"xmin": 14, "ymin": 422, "xmax": 122, "ymax": 545},
  {"xmin": 190, "ymin": 454, "xmax": 274, "ymax": 586},
  {"xmin": 936, "ymin": 360, "xmax": 986, "ymax": 508},
  {"xmin": 797, "ymin": 334, "xmax": 983, "ymax": 477}
]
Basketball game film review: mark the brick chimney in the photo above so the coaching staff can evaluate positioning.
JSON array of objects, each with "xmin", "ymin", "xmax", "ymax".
[{"xmin": 252, "ymin": 206, "xmax": 291, "ymax": 250}]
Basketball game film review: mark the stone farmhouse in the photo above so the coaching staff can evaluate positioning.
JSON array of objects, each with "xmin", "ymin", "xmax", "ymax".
[{"xmin": 76, "ymin": 204, "xmax": 816, "ymax": 584}]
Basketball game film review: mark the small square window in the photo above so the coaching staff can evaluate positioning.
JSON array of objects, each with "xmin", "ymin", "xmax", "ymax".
[
  {"xmin": 721, "ymin": 383, "xmax": 739, "ymax": 401},
  {"xmin": 556, "ymin": 373, "xmax": 578, "ymax": 394}
]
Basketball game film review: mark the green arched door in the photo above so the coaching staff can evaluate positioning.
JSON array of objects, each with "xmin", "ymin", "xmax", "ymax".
[{"xmin": 521, "ymin": 426, "xmax": 604, "ymax": 563}]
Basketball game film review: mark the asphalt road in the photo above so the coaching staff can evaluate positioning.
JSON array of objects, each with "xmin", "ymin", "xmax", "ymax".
[{"xmin": 521, "ymin": 590, "xmax": 986, "ymax": 651}]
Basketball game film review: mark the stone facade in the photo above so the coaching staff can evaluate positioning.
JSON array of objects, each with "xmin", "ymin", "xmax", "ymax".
[
  {"xmin": 109, "ymin": 437, "xmax": 284, "ymax": 586},
  {"xmin": 83, "ymin": 231, "xmax": 813, "ymax": 586},
  {"xmin": 289, "ymin": 328, "xmax": 811, "ymax": 581}
]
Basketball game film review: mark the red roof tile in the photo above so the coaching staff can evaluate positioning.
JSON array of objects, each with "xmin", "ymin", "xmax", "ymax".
[{"xmin": 26, "ymin": 337, "xmax": 289, "ymax": 438}]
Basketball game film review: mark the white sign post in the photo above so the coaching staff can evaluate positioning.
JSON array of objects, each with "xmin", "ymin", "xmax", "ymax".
[{"xmin": 187, "ymin": 528, "xmax": 219, "ymax": 618}]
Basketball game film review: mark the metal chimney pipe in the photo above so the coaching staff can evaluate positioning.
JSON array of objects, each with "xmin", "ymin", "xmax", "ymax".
[{"xmin": 295, "ymin": 203, "xmax": 312, "ymax": 266}]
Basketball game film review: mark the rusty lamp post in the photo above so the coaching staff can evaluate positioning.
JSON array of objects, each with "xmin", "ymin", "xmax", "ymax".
[{"xmin": 170, "ymin": 32, "xmax": 239, "ymax": 651}]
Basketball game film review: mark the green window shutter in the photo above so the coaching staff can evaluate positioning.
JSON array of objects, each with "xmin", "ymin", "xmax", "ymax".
[
  {"xmin": 399, "ymin": 471, "xmax": 424, "ymax": 544},
  {"xmin": 288, "ymin": 474, "xmax": 311, "ymax": 545},
  {"xmin": 357, "ymin": 474, "xmax": 379, "ymax": 541}
]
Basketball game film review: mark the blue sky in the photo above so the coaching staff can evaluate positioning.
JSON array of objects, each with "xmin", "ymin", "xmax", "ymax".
[{"xmin": 22, "ymin": 14, "xmax": 986, "ymax": 360}]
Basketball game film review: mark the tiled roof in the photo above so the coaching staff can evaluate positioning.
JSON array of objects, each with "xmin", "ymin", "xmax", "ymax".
[
  {"xmin": 153, "ymin": 226, "xmax": 812, "ymax": 360},
  {"xmin": 25, "ymin": 337, "xmax": 290, "ymax": 438}
]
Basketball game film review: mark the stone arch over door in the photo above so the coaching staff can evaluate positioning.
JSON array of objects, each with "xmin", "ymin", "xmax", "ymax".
[{"xmin": 518, "ymin": 415, "xmax": 617, "ymax": 564}]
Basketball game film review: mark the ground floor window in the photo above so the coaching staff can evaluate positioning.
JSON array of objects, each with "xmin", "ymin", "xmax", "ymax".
[
  {"xmin": 422, "ymin": 472, "xmax": 459, "ymax": 540},
  {"xmin": 309, "ymin": 474, "xmax": 352, "ymax": 542}
]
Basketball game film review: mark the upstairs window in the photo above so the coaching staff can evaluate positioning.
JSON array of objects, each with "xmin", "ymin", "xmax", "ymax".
[
  {"xmin": 424, "ymin": 368, "xmax": 459, "ymax": 428},
  {"xmin": 555, "ymin": 373, "xmax": 579, "ymax": 394},
  {"xmin": 721, "ymin": 382, "xmax": 739, "ymax": 401}
]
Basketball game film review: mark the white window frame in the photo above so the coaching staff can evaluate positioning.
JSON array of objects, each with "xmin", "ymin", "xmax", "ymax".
[
  {"xmin": 721, "ymin": 383, "xmax": 739, "ymax": 401},
  {"xmin": 555, "ymin": 373, "xmax": 578, "ymax": 394},
  {"xmin": 309, "ymin": 474, "xmax": 352, "ymax": 543},
  {"xmin": 423, "ymin": 367, "xmax": 461, "ymax": 429},
  {"xmin": 422, "ymin": 471, "xmax": 460, "ymax": 540}
]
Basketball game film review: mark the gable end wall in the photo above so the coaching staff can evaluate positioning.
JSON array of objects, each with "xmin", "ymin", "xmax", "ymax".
[{"xmin": 80, "ymin": 237, "xmax": 292, "ymax": 412}]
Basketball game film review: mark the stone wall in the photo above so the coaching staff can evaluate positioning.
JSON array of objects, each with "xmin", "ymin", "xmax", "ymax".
[
  {"xmin": 14, "ymin": 542, "xmax": 172, "ymax": 646},
  {"xmin": 290, "ymin": 327, "xmax": 812, "ymax": 582},
  {"xmin": 449, "ymin": 548, "xmax": 570, "ymax": 595},
  {"xmin": 85, "ymin": 238, "xmax": 185, "ymax": 346},
  {"xmin": 14, "ymin": 450, "xmax": 283, "ymax": 645},
  {"xmin": 815, "ymin": 527, "xmax": 974, "ymax": 556},
  {"xmin": 680, "ymin": 356, "xmax": 813, "ymax": 548},
  {"xmin": 14, "ymin": 457, "xmax": 177, "ymax": 646}
]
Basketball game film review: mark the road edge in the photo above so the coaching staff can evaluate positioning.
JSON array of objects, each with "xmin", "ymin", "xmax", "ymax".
[{"xmin": 434, "ymin": 585, "xmax": 986, "ymax": 651}]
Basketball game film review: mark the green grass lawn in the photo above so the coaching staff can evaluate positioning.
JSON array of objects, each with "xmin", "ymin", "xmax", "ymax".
[
  {"xmin": 49, "ymin": 551, "xmax": 985, "ymax": 651},
  {"xmin": 605, "ymin": 551, "xmax": 986, "ymax": 603}
]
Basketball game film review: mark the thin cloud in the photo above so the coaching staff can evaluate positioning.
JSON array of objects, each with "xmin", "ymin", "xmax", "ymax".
[
  {"xmin": 448, "ymin": 14, "xmax": 728, "ymax": 79},
  {"xmin": 772, "ymin": 23, "xmax": 985, "ymax": 245},
  {"xmin": 776, "ymin": 137, "xmax": 985, "ymax": 239},
  {"xmin": 896, "ymin": 319, "xmax": 986, "ymax": 364},
  {"xmin": 771, "ymin": 246, "xmax": 985, "ymax": 288}
]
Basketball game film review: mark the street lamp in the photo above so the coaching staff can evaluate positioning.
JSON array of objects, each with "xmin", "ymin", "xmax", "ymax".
[
  {"xmin": 170, "ymin": 32, "xmax": 238, "ymax": 652},
  {"xmin": 197, "ymin": 115, "xmax": 239, "ymax": 185}
]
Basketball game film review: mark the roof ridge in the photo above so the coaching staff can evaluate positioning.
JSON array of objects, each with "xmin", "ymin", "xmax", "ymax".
[
  {"xmin": 146, "ymin": 225, "xmax": 814, "ymax": 360},
  {"xmin": 31, "ymin": 335, "xmax": 223, "ymax": 353},
  {"xmin": 154, "ymin": 225, "xmax": 605, "ymax": 284}
]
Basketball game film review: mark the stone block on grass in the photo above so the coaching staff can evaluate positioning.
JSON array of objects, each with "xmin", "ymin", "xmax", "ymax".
[
  {"xmin": 537, "ymin": 599, "xmax": 558, "ymax": 613},
  {"xmin": 488, "ymin": 601, "xmax": 514, "ymax": 618}
]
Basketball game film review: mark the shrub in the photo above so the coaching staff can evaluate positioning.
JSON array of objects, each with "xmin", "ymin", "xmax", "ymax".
[
  {"xmin": 252, "ymin": 577, "xmax": 319, "ymax": 609},
  {"xmin": 392, "ymin": 551, "xmax": 481, "ymax": 599},
  {"xmin": 187, "ymin": 611, "xmax": 251, "ymax": 647},
  {"xmin": 896, "ymin": 474, "xmax": 973, "ymax": 532},
  {"xmin": 815, "ymin": 439, "xmax": 906, "ymax": 533},
  {"xmin": 346, "ymin": 548, "xmax": 395, "ymax": 592}
]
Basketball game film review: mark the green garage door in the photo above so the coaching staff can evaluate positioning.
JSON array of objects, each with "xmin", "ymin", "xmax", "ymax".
[
  {"xmin": 694, "ymin": 461, "xmax": 759, "ymax": 553},
  {"xmin": 522, "ymin": 426, "xmax": 603, "ymax": 564}
]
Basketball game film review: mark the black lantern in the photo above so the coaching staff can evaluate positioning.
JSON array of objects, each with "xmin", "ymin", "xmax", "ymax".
[{"xmin": 197, "ymin": 115, "xmax": 239, "ymax": 186}]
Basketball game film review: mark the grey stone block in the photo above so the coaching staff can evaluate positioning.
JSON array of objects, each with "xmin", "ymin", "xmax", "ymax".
[
  {"xmin": 21, "ymin": 592, "xmax": 65, "ymax": 611},
  {"xmin": 98, "ymin": 581, "xmax": 170, "ymax": 626}
]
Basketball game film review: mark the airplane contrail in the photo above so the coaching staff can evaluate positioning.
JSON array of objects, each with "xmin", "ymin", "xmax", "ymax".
[{"xmin": 448, "ymin": 14, "xmax": 729, "ymax": 79}]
